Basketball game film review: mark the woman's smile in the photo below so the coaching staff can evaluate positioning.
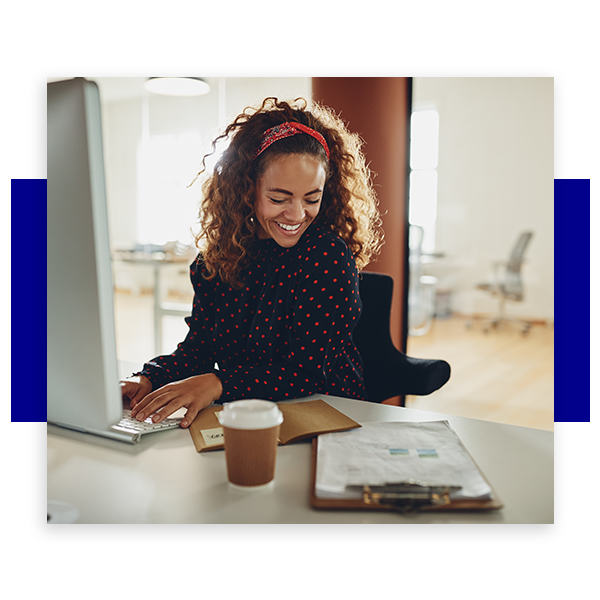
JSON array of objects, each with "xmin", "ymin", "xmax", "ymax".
[{"xmin": 276, "ymin": 221, "xmax": 302, "ymax": 232}]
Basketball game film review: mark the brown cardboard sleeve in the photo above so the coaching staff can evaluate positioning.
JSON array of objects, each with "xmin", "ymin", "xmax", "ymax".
[{"xmin": 224, "ymin": 425, "xmax": 280, "ymax": 486}]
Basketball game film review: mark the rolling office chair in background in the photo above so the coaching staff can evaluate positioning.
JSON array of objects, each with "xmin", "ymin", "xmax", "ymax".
[
  {"xmin": 472, "ymin": 231, "xmax": 534, "ymax": 335},
  {"xmin": 353, "ymin": 272, "xmax": 451, "ymax": 405}
]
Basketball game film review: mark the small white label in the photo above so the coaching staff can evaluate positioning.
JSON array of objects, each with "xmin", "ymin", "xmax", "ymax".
[{"xmin": 201, "ymin": 427, "xmax": 224, "ymax": 447}]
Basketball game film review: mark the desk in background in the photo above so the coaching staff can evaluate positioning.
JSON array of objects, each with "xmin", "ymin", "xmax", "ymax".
[{"xmin": 112, "ymin": 245, "xmax": 194, "ymax": 355}]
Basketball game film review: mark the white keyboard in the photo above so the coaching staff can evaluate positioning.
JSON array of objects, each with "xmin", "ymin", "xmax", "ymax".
[{"xmin": 111, "ymin": 409, "xmax": 182, "ymax": 437}]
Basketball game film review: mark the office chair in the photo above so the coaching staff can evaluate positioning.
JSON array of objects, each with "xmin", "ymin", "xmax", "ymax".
[
  {"xmin": 474, "ymin": 231, "xmax": 534, "ymax": 335},
  {"xmin": 353, "ymin": 272, "xmax": 451, "ymax": 405}
]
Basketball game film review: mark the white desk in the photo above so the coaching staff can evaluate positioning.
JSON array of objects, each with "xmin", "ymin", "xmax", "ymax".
[{"xmin": 47, "ymin": 396, "xmax": 553, "ymax": 524}]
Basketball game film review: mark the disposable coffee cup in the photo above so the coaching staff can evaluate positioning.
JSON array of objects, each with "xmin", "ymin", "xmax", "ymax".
[{"xmin": 221, "ymin": 400, "xmax": 284, "ymax": 488}]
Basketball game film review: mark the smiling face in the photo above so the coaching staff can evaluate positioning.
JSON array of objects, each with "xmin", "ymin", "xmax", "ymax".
[{"xmin": 254, "ymin": 154, "xmax": 327, "ymax": 248}]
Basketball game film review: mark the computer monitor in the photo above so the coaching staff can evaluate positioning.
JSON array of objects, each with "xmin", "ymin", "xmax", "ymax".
[{"xmin": 47, "ymin": 77, "xmax": 124, "ymax": 439}]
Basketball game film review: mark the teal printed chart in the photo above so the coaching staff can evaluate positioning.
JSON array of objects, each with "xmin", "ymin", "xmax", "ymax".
[
  {"xmin": 388, "ymin": 448, "xmax": 440, "ymax": 458},
  {"xmin": 389, "ymin": 449, "xmax": 409, "ymax": 456},
  {"xmin": 417, "ymin": 449, "xmax": 439, "ymax": 458}
]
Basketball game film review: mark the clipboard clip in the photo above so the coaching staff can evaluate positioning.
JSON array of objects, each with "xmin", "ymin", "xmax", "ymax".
[{"xmin": 349, "ymin": 481, "xmax": 462, "ymax": 513}]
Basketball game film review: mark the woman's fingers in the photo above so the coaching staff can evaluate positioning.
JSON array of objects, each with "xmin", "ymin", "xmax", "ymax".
[
  {"xmin": 130, "ymin": 389, "xmax": 170, "ymax": 420},
  {"xmin": 132, "ymin": 386, "xmax": 191, "ymax": 422},
  {"xmin": 180, "ymin": 405, "xmax": 202, "ymax": 428},
  {"xmin": 129, "ymin": 374, "xmax": 222, "ymax": 425},
  {"xmin": 120, "ymin": 376, "xmax": 152, "ymax": 409},
  {"xmin": 149, "ymin": 394, "xmax": 186, "ymax": 422}
]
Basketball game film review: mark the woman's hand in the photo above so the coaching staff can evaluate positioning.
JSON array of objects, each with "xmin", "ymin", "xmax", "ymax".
[
  {"xmin": 129, "ymin": 373, "xmax": 223, "ymax": 428},
  {"xmin": 120, "ymin": 375, "xmax": 153, "ymax": 409}
]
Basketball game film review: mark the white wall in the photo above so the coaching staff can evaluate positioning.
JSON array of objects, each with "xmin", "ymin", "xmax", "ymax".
[{"xmin": 413, "ymin": 77, "xmax": 554, "ymax": 322}]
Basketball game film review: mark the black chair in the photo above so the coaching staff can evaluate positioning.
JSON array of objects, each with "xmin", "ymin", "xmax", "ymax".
[{"xmin": 353, "ymin": 272, "xmax": 451, "ymax": 405}]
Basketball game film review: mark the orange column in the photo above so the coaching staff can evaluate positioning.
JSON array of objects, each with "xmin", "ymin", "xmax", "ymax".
[{"xmin": 312, "ymin": 77, "xmax": 411, "ymax": 351}]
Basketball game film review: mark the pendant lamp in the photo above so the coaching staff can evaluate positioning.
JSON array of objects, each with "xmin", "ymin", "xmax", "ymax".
[{"xmin": 144, "ymin": 77, "xmax": 210, "ymax": 96}]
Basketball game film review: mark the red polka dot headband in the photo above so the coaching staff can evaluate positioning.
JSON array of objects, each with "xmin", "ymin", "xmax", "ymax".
[{"xmin": 254, "ymin": 121, "xmax": 330, "ymax": 161}]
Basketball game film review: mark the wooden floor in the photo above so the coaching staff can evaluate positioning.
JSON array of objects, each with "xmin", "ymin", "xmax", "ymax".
[
  {"xmin": 405, "ymin": 316, "xmax": 554, "ymax": 431},
  {"xmin": 114, "ymin": 292, "xmax": 554, "ymax": 432}
]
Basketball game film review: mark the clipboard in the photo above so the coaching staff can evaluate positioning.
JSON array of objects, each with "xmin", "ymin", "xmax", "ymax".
[{"xmin": 309, "ymin": 424, "xmax": 503, "ymax": 512}]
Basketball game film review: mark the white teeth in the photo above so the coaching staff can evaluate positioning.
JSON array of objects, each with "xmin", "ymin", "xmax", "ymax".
[{"xmin": 277, "ymin": 222, "xmax": 301, "ymax": 232}]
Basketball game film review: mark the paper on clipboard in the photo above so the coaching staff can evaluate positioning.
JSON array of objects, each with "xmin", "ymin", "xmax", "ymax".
[{"xmin": 315, "ymin": 421, "xmax": 493, "ymax": 501}]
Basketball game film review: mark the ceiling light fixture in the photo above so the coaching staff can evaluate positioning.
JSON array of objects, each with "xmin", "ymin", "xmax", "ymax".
[{"xmin": 144, "ymin": 77, "xmax": 210, "ymax": 97}]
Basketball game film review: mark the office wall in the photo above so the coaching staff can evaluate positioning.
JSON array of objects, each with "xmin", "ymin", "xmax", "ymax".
[{"xmin": 413, "ymin": 77, "xmax": 554, "ymax": 322}]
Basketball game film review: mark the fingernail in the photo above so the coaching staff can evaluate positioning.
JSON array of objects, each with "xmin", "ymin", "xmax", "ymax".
[
  {"xmin": 152, "ymin": 414, "xmax": 160, "ymax": 422},
  {"xmin": 181, "ymin": 420, "xmax": 188, "ymax": 427},
  {"xmin": 137, "ymin": 413, "xmax": 144, "ymax": 420}
]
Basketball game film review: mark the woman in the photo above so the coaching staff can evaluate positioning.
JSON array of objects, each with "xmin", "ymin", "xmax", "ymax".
[{"xmin": 121, "ymin": 97, "xmax": 383, "ymax": 428}]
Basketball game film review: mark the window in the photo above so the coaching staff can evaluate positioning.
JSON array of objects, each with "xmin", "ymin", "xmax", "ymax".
[
  {"xmin": 409, "ymin": 109, "xmax": 439, "ymax": 254},
  {"xmin": 136, "ymin": 133, "xmax": 205, "ymax": 245}
]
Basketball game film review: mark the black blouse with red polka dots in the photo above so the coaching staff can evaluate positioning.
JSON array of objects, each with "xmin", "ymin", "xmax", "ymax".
[{"xmin": 138, "ymin": 225, "xmax": 367, "ymax": 403}]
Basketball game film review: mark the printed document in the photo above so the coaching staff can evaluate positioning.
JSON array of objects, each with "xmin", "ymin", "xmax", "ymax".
[{"xmin": 315, "ymin": 421, "xmax": 492, "ymax": 500}]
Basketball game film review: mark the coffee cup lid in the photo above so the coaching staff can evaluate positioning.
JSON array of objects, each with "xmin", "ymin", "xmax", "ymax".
[{"xmin": 220, "ymin": 399, "xmax": 284, "ymax": 430}]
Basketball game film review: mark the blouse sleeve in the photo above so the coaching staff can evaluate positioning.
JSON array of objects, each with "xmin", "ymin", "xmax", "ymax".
[
  {"xmin": 136, "ymin": 258, "xmax": 217, "ymax": 391},
  {"xmin": 214, "ymin": 235, "xmax": 362, "ymax": 401}
]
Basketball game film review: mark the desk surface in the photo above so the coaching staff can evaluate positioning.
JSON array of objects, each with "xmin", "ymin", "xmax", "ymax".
[{"xmin": 47, "ymin": 395, "xmax": 553, "ymax": 524}]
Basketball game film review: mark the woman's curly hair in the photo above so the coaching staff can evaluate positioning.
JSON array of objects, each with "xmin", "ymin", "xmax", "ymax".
[{"xmin": 193, "ymin": 97, "xmax": 383, "ymax": 287}]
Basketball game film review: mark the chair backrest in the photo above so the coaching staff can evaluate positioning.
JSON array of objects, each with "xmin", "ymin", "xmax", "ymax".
[
  {"xmin": 507, "ymin": 231, "xmax": 533, "ymax": 272},
  {"xmin": 352, "ymin": 272, "xmax": 398, "ymax": 402},
  {"xmin": 353, "ymin": 272, "xmax": 396, "ymax": 357},
  {"xmin": 504, "ymin": 232, "xmax": 533, "ymax": 299}
]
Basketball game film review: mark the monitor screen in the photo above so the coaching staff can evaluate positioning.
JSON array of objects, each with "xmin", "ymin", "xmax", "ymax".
[{"xmin": 47, "ymin": 78, "xmax": 123, "ymax": 433}]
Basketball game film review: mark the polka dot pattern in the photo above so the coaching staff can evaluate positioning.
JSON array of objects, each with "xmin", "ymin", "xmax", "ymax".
[{"xmin": 138, "ymin": 225, "xmax": 366, "ymax": 402}]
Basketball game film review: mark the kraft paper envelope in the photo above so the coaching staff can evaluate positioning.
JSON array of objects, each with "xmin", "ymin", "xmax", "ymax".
[{"xmin": 188, "ymin": 398, "xmax": 361, "ymax": 453}]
